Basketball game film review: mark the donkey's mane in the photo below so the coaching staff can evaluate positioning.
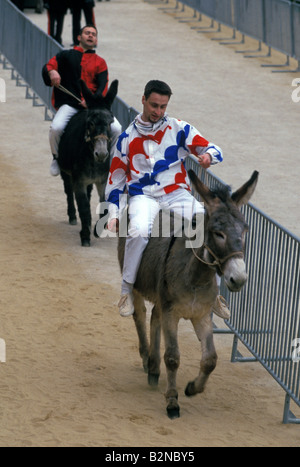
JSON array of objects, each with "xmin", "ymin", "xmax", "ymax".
[{"xmin": 211, "ymin": 184, "xmax": 232, "ymax": 203}]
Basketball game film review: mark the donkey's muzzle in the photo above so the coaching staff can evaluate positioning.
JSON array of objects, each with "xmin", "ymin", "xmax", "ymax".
[
  {"xmin": 93, "ymin": 134, "xmax": 110, "ymax": 162},
  {"xmin": 224, "ymin": 257, "xmax": 248, "ymax": 292}
]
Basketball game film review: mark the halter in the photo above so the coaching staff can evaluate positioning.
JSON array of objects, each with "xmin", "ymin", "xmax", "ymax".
[
  {"xmin": 85, "ymin": 134, "xmax": 111, "ymax": 143},
  {"xmin": 191, "ymin": 242, "xmax": 244, "ymax": 275}
]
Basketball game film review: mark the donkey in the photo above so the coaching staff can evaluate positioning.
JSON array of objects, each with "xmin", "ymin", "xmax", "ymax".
[
  {"xmin": 58, "ymin": 79, "xmax": 118, "ymax": 246},
  {"xmin": 118, "ymin": 169, "xmax": 258, "ymax": 418}
]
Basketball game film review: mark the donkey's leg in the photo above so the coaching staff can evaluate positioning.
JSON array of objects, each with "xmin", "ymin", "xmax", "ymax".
[
  {"xmin": 185, "ymin": 314, "xmax": 218, "ymax": 397},
  {"xmin": 95, "ymin": 179, "xmax": 105, "ymax": 205},
  {"xmin": 132, "ymin": 291, "xmax": 149, "ymax": 373},
  {"xmin": 162, "ymin": 312, "xmax": 181, "ymax": 419},
  {"xmin": 74, "ymin": 183, "xmax": 92, "ymax": 247},
  {"xmin": 60, "ymin": 171, "xmax": 77, "ymax": 225},
  {"xmin": 87, "ymin": 183, "xmax": 93, "ymax": 203},
  {"xmin": 148, "ymin": 304, "xmax": 161, "ymax": 387}
]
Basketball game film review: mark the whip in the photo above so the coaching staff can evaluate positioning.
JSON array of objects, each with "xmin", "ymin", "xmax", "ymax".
[{"xmin": 58, "ymin": 85, "xmax": 82, "ymax": 104}]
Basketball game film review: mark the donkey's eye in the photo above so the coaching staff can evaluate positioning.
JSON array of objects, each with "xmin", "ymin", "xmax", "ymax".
[{"xmin": 213, "ymin": 231, "xmax": 226, "ymax": 241}]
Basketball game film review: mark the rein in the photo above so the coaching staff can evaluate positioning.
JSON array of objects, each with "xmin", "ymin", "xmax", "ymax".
[
  {"xmin": 58, "ymin": 85, "xmax": 82, "ymax": 104},
  {"xmin": 191, "ymin": 243, "xmax": 244, "ymax": 275}
]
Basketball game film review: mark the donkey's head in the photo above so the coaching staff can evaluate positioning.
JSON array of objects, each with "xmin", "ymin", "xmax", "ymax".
[
  {"xmin": 81, "ymin": 79, "xmax": 118, "ymax": 163},
  {"xmin": 188, "ymin": 170, "xmax": 258, "ymax": 292}
]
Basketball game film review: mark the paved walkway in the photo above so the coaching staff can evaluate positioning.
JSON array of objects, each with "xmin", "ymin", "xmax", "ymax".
[{"xmin": 26, "ymin": 0, "xmax": 300, "ymax": 236}]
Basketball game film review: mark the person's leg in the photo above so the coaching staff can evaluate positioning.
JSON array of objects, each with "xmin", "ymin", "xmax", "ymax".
[
  {"xmin": 55, "ymin": 12, "xmax": 65, "ymax": 45},
  {"xmin": 109, "ymin": 117, "xmax": 122, "ymax": 162},
  {"xmin": 48, "ymin": 11, "xmax": 55, "ymax": 38},
  {"xmin": 82, "ymin": 4, "xmax": 95, "ymax": 25},
  {"xmin": 72, "ymin": 7, "xmax": 81, "ymax": 45},
  {"xmin": 119, "ymin": 195, "xmax": 160, "ymax": 317},
  {"xmin": 49, "ymin": 105, "xmax": 78, "ymax": 176}
]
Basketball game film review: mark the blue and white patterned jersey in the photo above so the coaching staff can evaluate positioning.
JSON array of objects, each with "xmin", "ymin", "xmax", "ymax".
[{"xmin": 105, "ymin": 114, "xmax": 223, "ymax": 217}]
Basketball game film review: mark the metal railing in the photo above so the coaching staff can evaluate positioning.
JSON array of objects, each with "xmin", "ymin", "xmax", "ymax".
[
  {"xmin": 187, "ymin": 156, "xmax": 300, "ymax": 424},
  {"xmin": 0, "ymin": 0, "xmax": 136, "ymax": 126},
  {"xmin": 0, "ymin": 0, "xmax": 61, "ymax": 118},
  {"xmin": 1, "ymin": 0, "xmax": 299, "ymax": 423},
  {"xmin": 158, "ymin": 0, "xmax": 300, "ymax": 72}
]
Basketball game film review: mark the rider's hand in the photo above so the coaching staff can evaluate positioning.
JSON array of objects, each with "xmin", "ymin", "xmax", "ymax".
[
  {"xmin": 197, "ymin": 153, "xmax": 212, "ymax": 169},
  {"xmin": 49, "ymin": 70, "xmax": 61, "ymax": 88},
  {"xmin": 80, "ymin": 99, "xmax": 88, "ymax": 109},
  {"xmin": 107, "ymin": 218, "xmax": 119, "ymax": 233}
]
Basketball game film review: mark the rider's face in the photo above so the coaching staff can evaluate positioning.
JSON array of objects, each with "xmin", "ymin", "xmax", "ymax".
[
  {"xmin": 141, "ymin": 93, "xmax": 170, "ymax": 124},
  {"xmin": 78, "ymin": 27, "xmax": 98, "ymax": 50}
]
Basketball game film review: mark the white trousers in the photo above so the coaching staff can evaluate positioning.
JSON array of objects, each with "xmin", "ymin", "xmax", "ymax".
[
  {"xmin": 49, "ymin": 104, "xmax": 122, "ymax": 160},
  {"xmin": 122, "ymin": 189, "xmax": 204, "ymax": 293}
]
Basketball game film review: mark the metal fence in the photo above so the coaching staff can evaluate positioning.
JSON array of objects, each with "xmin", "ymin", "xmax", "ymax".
[
  {"xmin": 1, "ymin": 0, "xmax": 299, "ymax": 423},
  {"xmin": 0, "ymin": 0, "xmax": 61, "ymax": 118},
  {"xmin": 0, "ymin": 0, "xmax": 135, "ymax": 126},
  {"xmin": 187, "ymin": 156, "xmax": 300, "ymax": 424},
  {"xmin": 165, "ymin": 0, "xmax": 300, "ymax": 71}
]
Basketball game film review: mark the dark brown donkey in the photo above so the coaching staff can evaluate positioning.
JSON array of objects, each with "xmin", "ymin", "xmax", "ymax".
[{"xmin": 118, "ymin": 169, "xmax": 258, "ymax": 419}]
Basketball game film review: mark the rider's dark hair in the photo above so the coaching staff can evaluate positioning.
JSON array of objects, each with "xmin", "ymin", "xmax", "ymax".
[
  {"xmin": 144, "ymin": 80, "xmax": 173, "ymax": 100},
  {"xmin": 79, "ymin": 24, "xmax": 98, "ymax": 36}
]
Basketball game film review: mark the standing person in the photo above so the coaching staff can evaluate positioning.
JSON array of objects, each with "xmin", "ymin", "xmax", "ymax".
[
  {"xmin": 71, "ymin": 0, "xmax": 96, "ymax": 46},
  {"xmin": 105, "ymin": 80, "xmax": 229, "ymax": 319},
  {"xmin": 42, "ymin": 24, "xmax": 121, "ymax": 176},
  {"xmin": 45, "ymin": 0, "xmax": 69, "ymax": 45},
  {"xmin": 11, "ymin": 0, "xmax": 24, "ymax": 10}
]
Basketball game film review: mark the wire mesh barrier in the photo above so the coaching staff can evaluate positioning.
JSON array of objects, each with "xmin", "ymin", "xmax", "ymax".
[{"xmin": 1, "ymin": 0, "xmax": 299, "ymax": 423}]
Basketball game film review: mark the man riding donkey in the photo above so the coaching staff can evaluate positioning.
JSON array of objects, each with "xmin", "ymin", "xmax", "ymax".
[
  {"xmin": 105, "ymin": 80, "xmax": 230, "ymax": 320},
  {"xmin": 42, "ymin": 24, "xmax": 121, "ymax": 176}
]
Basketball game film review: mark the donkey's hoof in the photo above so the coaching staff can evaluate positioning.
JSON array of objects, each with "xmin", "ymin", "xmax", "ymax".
[
  {"xmin": 167, "ymin": 405, "xmax": 180, "ymax": 420},
  {"xmin": 185, "ymin": 381, "xmax": 196, "ymax": 397},
  {"xmin": 69, "ymin": 217, "xmax": 77, "ymax": 226},
  {"xmin": 148, "ymin": 373, "xmax": 159, "ymax": 387},
  {"xmin": 81, "ymin": 240, "xmax": 91, "ymax": 247}
]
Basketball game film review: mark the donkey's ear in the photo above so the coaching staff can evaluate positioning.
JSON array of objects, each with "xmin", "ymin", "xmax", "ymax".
[
  {"xmin": 105, "ymin": 79, "xmax": 118, "ymax": 109},
  {"xmin": 188, "ymin": 169, "xmax": 218, "ymax": 209},
  {"xmin": 188, "ymin": 170, "xmax": 211, "ymax": 199},
  {"xmin": 80, "ymin": 79, "xmax": 95, "ymax": 107},
  {"xmin": 231, "ymin": 171, "xmax": 259, "ymax": 208}
]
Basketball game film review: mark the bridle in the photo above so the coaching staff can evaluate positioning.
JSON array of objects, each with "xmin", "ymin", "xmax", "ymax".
[
  {"xmin": 191, "ymin": 242, "xmax": 244, "ymax": 275},
  {"xmin": 85, "ymin": 133, "xmax": 110, "ymax": 143}
]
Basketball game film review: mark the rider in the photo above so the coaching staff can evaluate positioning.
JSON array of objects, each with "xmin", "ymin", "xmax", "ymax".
[
  {"xmin": 105, "ymin": 80, "xmax": 230, "ymax": 320},
  {"xmin": 42, "ymin": 24, "xmax": 121, "ymax": 176}
]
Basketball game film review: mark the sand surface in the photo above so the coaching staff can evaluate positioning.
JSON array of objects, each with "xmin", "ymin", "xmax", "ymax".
[{"xmin": 0, "ymin": 0, "xmax": 299, "ymax": 447}]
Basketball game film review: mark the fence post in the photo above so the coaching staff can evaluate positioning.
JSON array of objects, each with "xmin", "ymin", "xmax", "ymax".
[{"xmin": 283, "ymin": 394, "xmax": 300, "ymax": 424}]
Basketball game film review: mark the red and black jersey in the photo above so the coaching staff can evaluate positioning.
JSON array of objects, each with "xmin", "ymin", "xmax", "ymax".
[{"xmin": 42, "ymin": 46, "xmax": 109, "ymax": 110}]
